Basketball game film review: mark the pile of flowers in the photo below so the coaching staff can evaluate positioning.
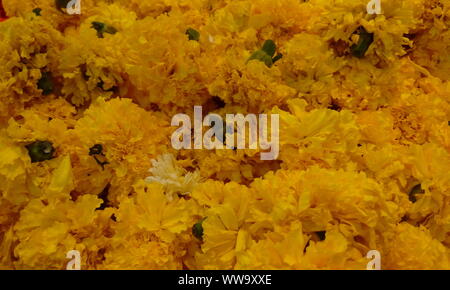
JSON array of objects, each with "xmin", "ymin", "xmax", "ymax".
[{"xmin": 0, "ymin": 0, "xmax": 449, "ymax": 270}]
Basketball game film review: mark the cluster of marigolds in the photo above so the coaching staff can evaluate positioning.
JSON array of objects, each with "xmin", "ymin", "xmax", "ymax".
[{"xmin": 0, "ymin": 0, "xmax": 449, "ymax": 270}]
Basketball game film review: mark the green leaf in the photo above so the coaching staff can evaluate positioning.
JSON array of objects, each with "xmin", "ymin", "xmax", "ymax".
[
  {"xmin": 89, "ymin": 144, "xmax": 104, "ymax": 156},
  {"xmin": 186, "ymin": 28, "xmax": 200, "ymax": 41},
  {"xmin": 247, "ymin": 50, "xmax": 266, "ymax": 62},
  {"xmin": 91, "ymin": 21, "xmax": 117, "ymax": 38},
  {"xmin": 350, "ymin": 26, "xmax": 374, "ymax": 58},
  {"xmin": 91, "ymin": 21, "xmax": 105, "ymax": 35},
  {"xmin": 192, "ymin": 217, "xmax": 207, "ymax": 241},
  {"xmin": 37, "ymin": 72, "xmax": 53, "ymax": 95},
  {"xmin": 89, "ymin": 144, "xmax": 109, "ymax": 170},
  {"xmin": 247, "ymin": 40, "xmax": 281, "ymax": 68},
  {"xmin": 26, "ymin": 141, "xmax": 55, "ymax": 163},
  {"xmin": 104, "ymin": 26, "xmax": 118, "ymax": 35},
  {"xmin": 32, "ymin": 8, "xmax": 42, "ymax": 16},
  {"xmin": 247, "ymin": 50, "xmax": 274, "ymax": 67},
  {"xmin": 261, "ymin": 40, "xmax": 276, "ymax": 57},
  {"xmin": 409, "ymin": 184, "xmax": 425, "ymax": 203},
  {"xmin": 263, "ymin": 55, "xmax": 274, "ymax": 67},
  {"xmin": 272, "ymin": 53, "xmax": 283, "ymax": 64},
  {"xmin": 315, "ymin": 231, "xmax": 326, "ymax": 241}
]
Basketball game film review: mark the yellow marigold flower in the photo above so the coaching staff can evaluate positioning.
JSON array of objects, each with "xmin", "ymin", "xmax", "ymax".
[
  {"xmin": 72, "ymin": 98, "xmax": 172, "ymax": 203},
  {"xmin": 0, "ymin": 133, "xmax": 30, "ymax": 205},
  {"xmin": 120, "ymin": 12, "xmax": 208, "ymax": 113},
  {"xmin": 102, "ymin": 181, "xmax": 197, "ymax": 269},
  {"xmin": 357, "ymin": 110, "xmax": 397, "ymax": 145},
  {"xmin": 274, "ymin": 99, "xmax": 360, "ymax": 170},
  {"xmin": 194, "ymin": 183, "xmax": 253, "ymax": 269},
  {"xmin": 383, "ymin": 223, "xmax": 450, "ymax": 270},
  {"xmin": 11, "ymin": 156, "xmax": 112, "ymax": 269},
  {"xmin": 57, "ymin": 4, "xmax": 137, "ymax": 106},
  {"xmin": 301, "ymin": 229, "xmax": 368, "ymax": 270},
  {"xmin": 116, "ymin": 182, "xmax": 196, "ymax": 241},
  {"xmin": 0, "ymin": 15, "xmax": 63, "ymax": 124},
  {"xmin": 200, "ymin": 47, "xmax": 296, "ymax": 112},
  {"xmin": 248, "ymin": 0, "xmax": 322, "ymax": 39},
  {"xmin": 280, "ymin": 33, "xmax": 343, "ymax": 95},
  {"xmin": 250, "ymin": 167, "xmax": 401, "ymax": 247},
  {"xmin": 235, "ymin": 222, "xmax": 308, "ymax": 270}
]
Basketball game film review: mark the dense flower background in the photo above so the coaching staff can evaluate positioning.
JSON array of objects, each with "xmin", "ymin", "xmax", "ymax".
[{"xmin": 0, "ymin": 0, "xmax": 449, "ymax": 270}]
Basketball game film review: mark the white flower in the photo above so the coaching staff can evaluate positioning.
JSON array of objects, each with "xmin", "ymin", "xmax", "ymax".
[{"xmin": 145, "ymin": 154, "xmax": 201, "ymax": 201}]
